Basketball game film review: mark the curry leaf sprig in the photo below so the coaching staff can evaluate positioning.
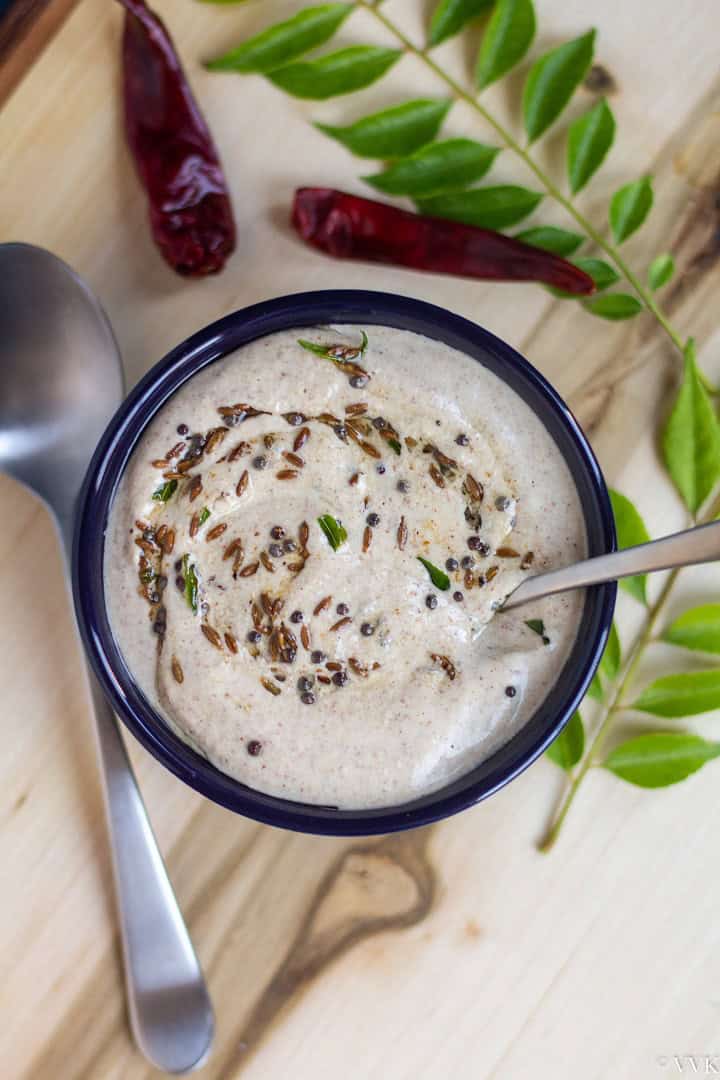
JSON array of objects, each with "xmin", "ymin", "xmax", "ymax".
[
  {"xmin": 203, "ymin": 0, "xmax": 681, "ymax": 338},
  {"xmin": 540, "ymin": 343, "xmax": 720, "ymax": 851},
  {"xmin": 200, "ymin": 0, "xmax": 720, "ymax": 849}
]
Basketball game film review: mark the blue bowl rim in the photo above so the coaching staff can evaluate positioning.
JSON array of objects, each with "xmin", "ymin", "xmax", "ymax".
[{"xmin": 73, "ymin": 289, "xmax": 616, "ymax": 836}]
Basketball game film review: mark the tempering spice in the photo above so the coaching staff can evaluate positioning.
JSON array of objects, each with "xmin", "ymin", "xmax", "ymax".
[
  {"xmin": 292, "ymin": 189, "xmax": 595, "ymax": 295},
  {"xmin": 126, "ymin": 329, "xmax": 547, "ymax": 764},
  {"xmin": 118, "ymin": 0, "xmax": 235, "ymax": 276}
]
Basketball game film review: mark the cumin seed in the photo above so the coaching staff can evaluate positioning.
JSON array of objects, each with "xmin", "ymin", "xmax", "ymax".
[
  {"xmin": 283, "ymin": 411, "xmax": 306, "ymax": 426},
  {"xmin": 171, "ymin": 656, "xmax": 184, "ymax": 683},
  {"xmin": 432, "ymin": 446, "xmax": 458, "ymax": 471},
  {"xmin": 345, "ymin": 402, "xmax": 368, "ymax": 416},
  {"xmin": 260, "ymin": 551, "xmax": 275, "ymax": 573},
  {"xmin": 206, "ymin": 523, "xmax": 228, "ymax": 542},
  {"xmin": 397, "ymin": 516, "xmax": 408, "ymax": 550},
  {"xmin": 218, "ymin": 402, "xmax": 264, "ymax": 422},
  {"xmin": 362, "ymin": 525, "xmax": 372, "ymax": 553},
  {"xmin": 276, "ymin": 469, "xmax": 299, "ymax": 480},
  {"xmin": 282, "ymin": 451, "xmax": 304, "ymax": 468},
  {"xmin": 464, "ymin": 474, "xmax": 484, "ymax": 502},
  {"xmin": 204, "ymin": 428, "xmax": 227, "ymax": 455},
  {"xmin": 276, "ymin": 623, "xmax": 298, "ymax": 663},
  {"xmin": 301, "ymin": 625, "xmax": 310, "ymax": 650},
  {"xmin": 260, "ymin": 676, "xmax": 281, "ymax": 696},
  {"xmin": 378, "ymin": 424, "xmax": 399, "ymax": 443},
  {"xmin": 429, "ymin": 464, "xmax": 445, "ymax": 489},
  {"xmin": 224, "ymin": 632, "xmax": 238, "ymax": 653},
  {"xmin": 223, "ymin": 537, "xmax": 243, "ymax": 561},
  {"xmin": 330, "ymin": 616, "xmax": 352, "ymax": 632},
  {"xmin": 239, "ymin": 561, "xmax": 259, "ymax": 578},
  {"xmin": 345, "ymin": 425, "xmax": 362, "ymax": 449},
  {"xmin": 201, "ymin": 624, "xmax": 223, "ymax": 649},
  {"xmin": 359, "ymin": 439, "xmax": 381, "ymax": 459},
  {"xmin": 430, "ymin": 653, "xmax": 456, "ymax": 680},
  {"xmin": 228, "ymin": 441, "xmax": 251, "ymax": 462},
  {"xmin": 293, "ymin": 427, "xmax": 310, "ymax": 452},
  {"xmin": 236, "ymin": 470, "xmax": 249, "ymax": 497},
  {"xmin": 314, "ymin": 595, "xmax": 332, "ymax": 615}
]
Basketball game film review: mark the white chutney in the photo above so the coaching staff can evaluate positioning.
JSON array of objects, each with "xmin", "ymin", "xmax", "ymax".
[{"xmin": 105, "ymin": 325, "xmax": 586, "ymax": 809}]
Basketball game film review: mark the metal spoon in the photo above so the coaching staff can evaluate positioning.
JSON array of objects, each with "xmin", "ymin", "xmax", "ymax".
[
  {"xmin": 0, "ymin": 244, "xmax": 213, "ymax": 1073},
  {"xmin": 503, "ymin": 520, "xmax": 720, "ymax": 610}
]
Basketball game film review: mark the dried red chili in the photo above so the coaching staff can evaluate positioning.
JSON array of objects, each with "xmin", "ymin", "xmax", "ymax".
[
  {"xmin": 118, "ymin": 0, "xmax": 235, "ymax": 276},
  {"xmin": 292, "ymin": 188, "xmax": 595, "ymax": 296}
]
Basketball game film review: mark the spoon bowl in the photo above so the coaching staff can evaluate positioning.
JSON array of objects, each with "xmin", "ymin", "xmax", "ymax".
[{"xmin": 0, "ymin": 244, "xmax": 123, "ymax": 529}]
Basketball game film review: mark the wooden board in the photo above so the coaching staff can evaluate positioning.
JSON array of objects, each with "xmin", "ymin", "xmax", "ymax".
[{"xmin": 1, "ymin": 2, "xmax": 720, "ymax": 1077}]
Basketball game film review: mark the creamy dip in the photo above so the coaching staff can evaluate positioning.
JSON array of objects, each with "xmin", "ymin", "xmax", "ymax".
[{"xmin": 105, "ymin": 325, "xmax": 586, "ymax": 809}]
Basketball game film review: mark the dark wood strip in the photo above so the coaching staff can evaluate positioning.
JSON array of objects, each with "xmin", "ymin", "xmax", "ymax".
[{"xmin": 0, "ymin": 0, "xmax": 80, "ymax": 106}]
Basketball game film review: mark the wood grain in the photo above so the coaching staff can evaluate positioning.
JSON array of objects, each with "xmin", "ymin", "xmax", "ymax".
[{"xmin": 1, "ymin": 2, "xmax": 720, "ymax": 1078}]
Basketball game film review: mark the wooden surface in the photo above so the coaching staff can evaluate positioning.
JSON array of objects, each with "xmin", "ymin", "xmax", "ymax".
[{"xmin": 1, "ymin": 2, "xmax": 720, "ymax": 1077}]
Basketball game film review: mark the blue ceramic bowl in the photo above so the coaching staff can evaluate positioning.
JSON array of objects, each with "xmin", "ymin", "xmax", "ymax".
[{"xmin": 73, "ymin": 291, "xmax": 615, "ymax": 836}]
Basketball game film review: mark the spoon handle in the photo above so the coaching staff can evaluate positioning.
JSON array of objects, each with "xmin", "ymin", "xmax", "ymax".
[
  {"xmin": 504, "ymin": 520, "xmax": 720, "ymax": 610},
  {"xmin": 88, "ymin": 676, "xmax": 214, "ymax": 1073},
  {"xmin": 57, "ymin": 512, "xmax": 213, "ymax": 1072}
]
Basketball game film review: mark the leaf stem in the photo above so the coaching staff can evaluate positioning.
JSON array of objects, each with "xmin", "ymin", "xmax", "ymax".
[
  {"xmin": 538, "ymin": 484, "xmax": 720, "ymax": 852},
  {"xmin": 346, "ymin": 1, "xmax": 709, "ymax": 847},
  {"xmin": 537, "ymin": 568, "xmax": 678, "ymax": 852},
  {"xmin": 356, "ymin": 0, "xmax": 685, "ymax": 352}
]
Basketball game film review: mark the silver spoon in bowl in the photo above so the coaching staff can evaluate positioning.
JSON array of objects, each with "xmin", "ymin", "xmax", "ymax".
[
  {"xmin": 0, "ymin": 244, "xmax": 213, "ymax": 1074},
  {"xmin": 503, "ymin": 520, "xmax": 720, "ymax": 609}
]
